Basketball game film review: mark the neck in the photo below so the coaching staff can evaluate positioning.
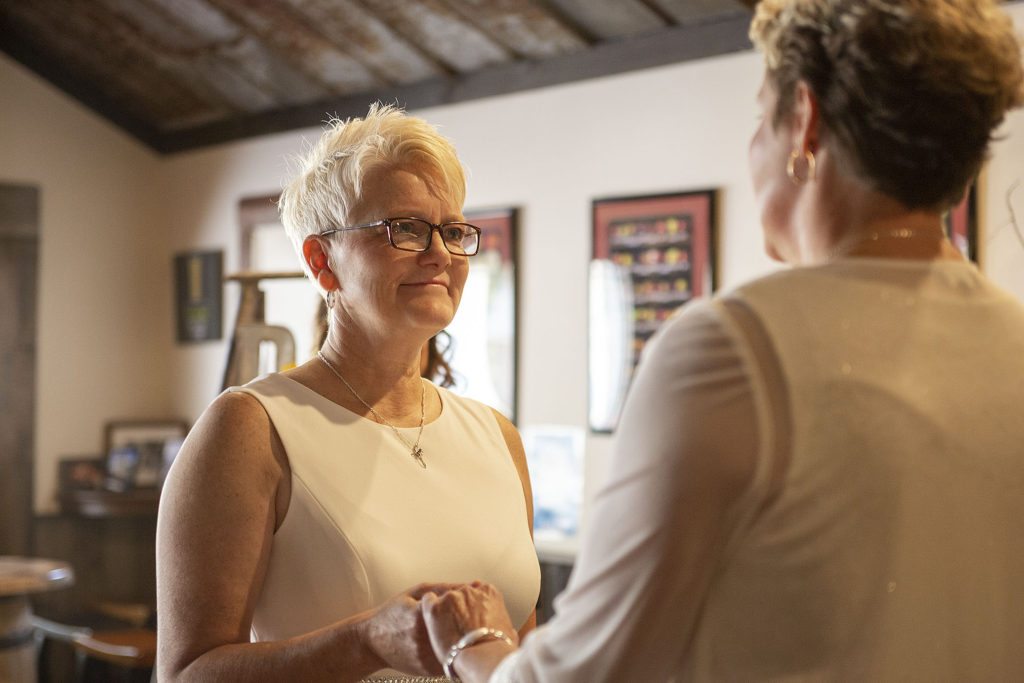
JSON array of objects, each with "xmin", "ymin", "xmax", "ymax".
[
  {"xmin": 317, "ymin": 336, "xmax": 426, "ymax": 421},
  {"xmin": 789, "ymin": 164, "xmax": 951, "ymax": 264},
  {"xmin": 827, "ymin": 224, "xmax": 951, "ymax": 262}
]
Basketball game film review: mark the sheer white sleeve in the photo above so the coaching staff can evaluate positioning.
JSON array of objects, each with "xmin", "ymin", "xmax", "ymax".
[{"xmin": 490, "ymin": 298, "xmax": 782, "ymax": 682}]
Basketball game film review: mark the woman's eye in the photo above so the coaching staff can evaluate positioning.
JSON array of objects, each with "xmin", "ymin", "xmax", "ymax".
[{"xmin": 391, "ymin": 221, "xmax": 420, "ymax": 235}]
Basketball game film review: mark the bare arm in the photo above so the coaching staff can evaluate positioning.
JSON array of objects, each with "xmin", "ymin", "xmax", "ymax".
[
  {"xmin": 156, "ymin": 391, "xmax": 447, "ymax": 682},
  {"xmin": 491, "ymin": 408, "xmax": 538, "ymax": 638}
]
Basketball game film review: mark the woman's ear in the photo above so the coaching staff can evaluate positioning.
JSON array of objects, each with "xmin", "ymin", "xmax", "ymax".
[
  {"xmin": 303, "ymin": 236, "xmax": 338, "ymax": 292},
  {"xmin": 791, "ymin": 81, "xmax": 820, "ymax": 154}
]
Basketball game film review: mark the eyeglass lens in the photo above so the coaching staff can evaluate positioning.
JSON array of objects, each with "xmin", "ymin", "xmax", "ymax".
[{"xmin": 389, "ymin": 218, "xmax": 479, "ymax": 255}]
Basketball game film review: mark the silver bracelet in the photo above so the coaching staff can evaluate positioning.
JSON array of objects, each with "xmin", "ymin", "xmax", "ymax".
[{"xmin": 442, "ymin": 627, "xmax": 515, "ymax": 679}]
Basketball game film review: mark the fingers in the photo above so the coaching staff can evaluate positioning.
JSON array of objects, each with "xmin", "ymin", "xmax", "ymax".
[
  {"xmin": 421, "ymin": 583, "xmax": 517, "ymax": 641},
  {"xmin": 407, "ymin": 581, "xmax": 466, "ymax": 599}
]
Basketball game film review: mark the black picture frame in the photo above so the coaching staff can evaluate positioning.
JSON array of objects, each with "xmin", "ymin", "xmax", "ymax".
[{"xmin": 174, "ymin": 250, "xmax": 224, "ymax": 343}]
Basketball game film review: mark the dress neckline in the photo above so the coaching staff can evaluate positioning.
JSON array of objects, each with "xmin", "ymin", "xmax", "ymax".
[{"xmin": 271, "ymin": 372, "xmax": 447, "ymax": 429}]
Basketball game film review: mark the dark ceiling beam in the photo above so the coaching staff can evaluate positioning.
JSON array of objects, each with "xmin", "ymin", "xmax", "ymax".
[
  {"xmin": 155, "ymin": 11, "xmax": 753, "ymax": 154},
  {"xmin": 0, "ymin": 14, "xmax": 165, "ymax": 150}
]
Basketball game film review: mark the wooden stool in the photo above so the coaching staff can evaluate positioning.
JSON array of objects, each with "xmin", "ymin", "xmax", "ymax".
[
  {"xmin": 32, "ymin": 616, "xmax": 155, "ymax": 683},
  {"xmin": 72, "ymin": 628, "xmax": 156, "ymax": 683},
  {"xmin": 0, "ymin": 556, "xmax": 74, "ymax": 683}
]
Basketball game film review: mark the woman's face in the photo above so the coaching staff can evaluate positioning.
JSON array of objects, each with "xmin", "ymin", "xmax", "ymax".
[
  {"xmin": 748, "ymin": 76, "xmax": 799, "ymax": 262},
  {"xmin": 329, "ymin": 166, "xmax": 469, "ymax": 342}
]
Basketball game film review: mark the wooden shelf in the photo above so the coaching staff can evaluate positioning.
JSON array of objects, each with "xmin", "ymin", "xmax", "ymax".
[{"xmin": 58, "ymin": 489, "xmax": 160, "ymax": 518}]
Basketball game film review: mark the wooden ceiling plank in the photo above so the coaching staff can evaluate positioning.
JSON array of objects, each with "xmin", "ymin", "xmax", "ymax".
[
  {"xmin": 104, "ymin": 0, "xmax": 236, "ymax": 51},
  {"xmin": 647, "ymin": 0, "xmax": 752, "ymax": 25},
  {"xmin": 0, "ymin": 1, "xmax": 224, "ymax": 131},
  {"xmin": 150, "ymin": 0, "xmax": 245, "ymax": 44},
  {"xmin": 202, "ymin": 0, "xmax": 379, "ymax": 94},
  {"xmin": 87, "ymin": 0, "xmax": 268, "ymax": 124},
  {"xmin": 280, "ymin": 0, "xmax": 441, "ymax": 85},
  {"xmin": 438, "ymin": 0, "xmax": 587, "ymax": 60},
  {"xmin": 357, "ymin": 0, "xmax": 510, "ymax": 72},
  {"xmin": 537, "ymin": 0, "xmax": 665, "ymax": 40},
  {"xmin": 213, "ymin": 35, "xmax": 341, "ymax": 107},
  {"xmin": 75, "ymin": 0, "xmax": 275, "ymax": 125}
]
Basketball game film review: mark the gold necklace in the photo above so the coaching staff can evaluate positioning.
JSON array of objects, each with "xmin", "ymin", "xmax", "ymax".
[
  {"xmin": 317, "ymin": 351, "xmax": 427, "ymax": 468},
  {"xmin": 828, "ymin": 227, "xmax": 948, "ymax": 261}
]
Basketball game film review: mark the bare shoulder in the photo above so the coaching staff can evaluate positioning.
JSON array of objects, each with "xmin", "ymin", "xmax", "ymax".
[{"xmin": 161, "ymin": 390, "xmax": 288, "ymax": 520}]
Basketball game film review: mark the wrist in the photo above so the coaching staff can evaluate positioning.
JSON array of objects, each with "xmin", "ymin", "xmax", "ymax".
[
  {"xmin": 443, "ymin": 627, "xmax": 516, "ymax": 680},
  {"xmin": 352, "ymin": 612, "xmax": 389, "ymax": 673}
]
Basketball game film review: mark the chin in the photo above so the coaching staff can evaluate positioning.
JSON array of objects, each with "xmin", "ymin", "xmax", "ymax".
[{"xmin": 413, "ymin": 305, "xmax": 456, "ymax": 331}]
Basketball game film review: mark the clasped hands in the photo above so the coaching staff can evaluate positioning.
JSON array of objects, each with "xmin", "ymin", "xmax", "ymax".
[{"xmin": 370, "ymin": 581, "xmax": 518, "ymax": 679}]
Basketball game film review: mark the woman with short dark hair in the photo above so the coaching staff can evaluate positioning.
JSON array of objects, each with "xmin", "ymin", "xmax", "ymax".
[{"xmin": 420, "ymin": 2, "xmax": 1024, "ymax": 680}]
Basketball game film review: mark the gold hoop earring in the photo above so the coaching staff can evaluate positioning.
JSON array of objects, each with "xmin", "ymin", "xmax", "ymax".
[{"xmin": 786, "ymin": 149, "xmax": 816, "ymax": 185}]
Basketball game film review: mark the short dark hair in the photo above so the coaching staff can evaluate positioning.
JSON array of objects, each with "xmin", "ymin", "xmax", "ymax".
[{"xmin": 751, "ymin": 0, "xmax": 1024, "ymax": 209}]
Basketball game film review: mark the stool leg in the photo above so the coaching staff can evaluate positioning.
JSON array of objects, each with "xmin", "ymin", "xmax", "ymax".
[{"xmin": 72, "ymin": 648, "xmax": 87, "ymax": 683}]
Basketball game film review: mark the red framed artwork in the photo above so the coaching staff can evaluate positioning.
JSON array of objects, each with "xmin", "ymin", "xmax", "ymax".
[{"xmin": 589, "ymin": 190, "xmax": 717, "ymax": 433}]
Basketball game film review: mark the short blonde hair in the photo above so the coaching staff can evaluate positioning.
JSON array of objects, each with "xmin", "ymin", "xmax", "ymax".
[
  {"xmin": 278, "ymin": 103, "xmax": 467, "ymax": 274},
  {"xmin": 750, "ymin": 0, "xmax": 1024, "ymax": 209}
]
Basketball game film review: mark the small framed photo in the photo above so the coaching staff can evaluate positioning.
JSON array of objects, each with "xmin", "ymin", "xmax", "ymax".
[
  {"xmin": 104, "ymin": 420, "xmax": 189, "ymax": 489},
  {"xmin": 589, "ymin": 189, "xmax": 717, "ymax": 433},
  {"xmin": 105, "ymin": 447, "xmax": 140, "ymax": 492}
]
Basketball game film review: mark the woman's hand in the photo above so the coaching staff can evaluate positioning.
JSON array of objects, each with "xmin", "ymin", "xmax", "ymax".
[
  {"xmin": 421, "ymin": 582, "xmax": 519, "ymax": 671},
  {"xmin": 362, "ymin": 583, "xmax": 463, "ymax": 676}
]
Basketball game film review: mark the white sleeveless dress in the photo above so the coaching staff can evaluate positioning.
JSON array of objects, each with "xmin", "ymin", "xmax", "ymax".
[{"xmin": 230, "ymin": 373, "xmax": 539, "ymax": 676}]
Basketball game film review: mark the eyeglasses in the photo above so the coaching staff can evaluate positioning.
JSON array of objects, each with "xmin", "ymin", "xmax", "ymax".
[{"xmin": 319, "ymin": 217, "xmax": 482, "ymax": 256}]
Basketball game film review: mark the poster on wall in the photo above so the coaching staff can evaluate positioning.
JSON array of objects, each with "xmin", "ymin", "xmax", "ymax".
[
  {"xmin": 174, "ymin": 250, "xmax": 223, "ymax": 343},
  {"xmin": 589, "ymin": 190, "xmax": 717, "ymax": 433}
]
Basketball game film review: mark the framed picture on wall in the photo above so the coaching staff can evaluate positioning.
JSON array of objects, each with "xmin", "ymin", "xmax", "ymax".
[
  {"xmin": 943, "ymin": 183, "xmax": 977, "ymax": 262},
  {"xmin": 104, "ymin": 420, "xmax": 189, "ymax": 490},
  {"xmin": 174, "ymin": 250, "xmax": 223, "ymax": 343},
  {"xmin": 446, "ymin": 207, "xmax": 518, "ymax": 423},
  {"xmin": 589, "ymin": 190, "xmax": 717, "ymax": 433}
]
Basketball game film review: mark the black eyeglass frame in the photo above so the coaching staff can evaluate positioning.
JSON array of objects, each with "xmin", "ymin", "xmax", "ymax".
[{"xmin": 319, "ymin": 216, "xmax": 482, "ymax": 256}]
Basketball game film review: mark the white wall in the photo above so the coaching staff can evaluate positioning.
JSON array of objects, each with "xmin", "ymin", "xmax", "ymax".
[
  {"xmin": 5, "ymin": 1, "xmax": 1024, "ymax": 517},
  {"xmin": 0, "ymin": 55, "xmax": 171, "ymax": 513}
]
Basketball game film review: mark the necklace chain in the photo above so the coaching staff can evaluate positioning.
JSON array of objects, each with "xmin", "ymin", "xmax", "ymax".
[
  {"xmin": 317, "ymin": 351, "xmax": 427, "ymax": 468},
  {"xmin": 828, "ymin": 228, "xmax": 948, "ymax": 261}
]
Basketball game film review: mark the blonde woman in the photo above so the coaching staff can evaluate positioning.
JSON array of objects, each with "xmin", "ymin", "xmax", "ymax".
[{"xmin": 157, "ymin": 105, "xmax": 538, "ymax": 682}]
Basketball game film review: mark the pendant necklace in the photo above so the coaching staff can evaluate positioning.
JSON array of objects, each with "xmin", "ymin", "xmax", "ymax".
[
  {"xmin": 317, "ymin": 351, "xmax": 427, "ymax": 468},
  {"xmin": 828, "ymin": 227, "xmax": 949, "ymax": 261}
]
